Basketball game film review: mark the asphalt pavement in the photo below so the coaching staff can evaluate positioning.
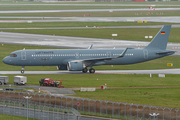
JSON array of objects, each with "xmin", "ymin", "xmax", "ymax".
[
  {"xmin": 1, "ymin": 69, "xmax": 180, "ymax": 75},
  {"xmin": 1, "ymin": 16, "xmax": 180, "ymax": 23},
  {"xmin": 1, "ymin": 3, "xmax": 180, "ymax": 6},
  {"xmin": 0, "ymin": 8, "xmax": 180, "ymax": 14},
  {"xmin": 0, "ymin": 25, "xmax": 180, "ymax": 30},
  {"xmin": 0, "ymin": 32, "xmax": 180, "ymax": 56}
]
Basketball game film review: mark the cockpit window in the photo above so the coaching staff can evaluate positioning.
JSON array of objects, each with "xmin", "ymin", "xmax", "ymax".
[{"xmin": 10, "ymin": 54, "xmax": 17, "ymax": 57}]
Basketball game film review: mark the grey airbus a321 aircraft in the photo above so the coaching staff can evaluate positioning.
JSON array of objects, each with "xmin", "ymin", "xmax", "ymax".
[{"xmin": 3, "ymin": 25, "xmax": 175, "ymax": 74}]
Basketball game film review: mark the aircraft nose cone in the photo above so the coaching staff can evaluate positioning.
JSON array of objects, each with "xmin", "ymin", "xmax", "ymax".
[{"xmin": 3, "ymin": 57, "xmax": 9, "ymax": 64}]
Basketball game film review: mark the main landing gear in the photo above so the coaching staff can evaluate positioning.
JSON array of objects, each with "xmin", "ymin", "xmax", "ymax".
[
  {"xmin": 89, "ymin": 68, "xmax": 95, "ymax": 73},
  {"xmin": 82, "ymin": 68, "xmax": 88, "ymax": 73},
  {"xmin": 21, "ymin": 66, "xmax": 25, "ymax": 74},
  {"xmin": 82, "ymin": 67, "xmax": 95, "ymax": 73}
]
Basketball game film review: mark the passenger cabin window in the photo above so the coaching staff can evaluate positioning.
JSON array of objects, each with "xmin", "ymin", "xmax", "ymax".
[{"xmin": 10, "ymin": 54, "xmax": 17, "ymax": 57}]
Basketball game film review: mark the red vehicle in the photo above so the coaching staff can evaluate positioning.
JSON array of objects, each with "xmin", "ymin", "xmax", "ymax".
[
  {"xmin": 39, "ymin": 78, "xmax": 64, "ymax": 88},
  {"xmin": 40, "ymin": 78, "xmax": 54, "ymax": 86}
]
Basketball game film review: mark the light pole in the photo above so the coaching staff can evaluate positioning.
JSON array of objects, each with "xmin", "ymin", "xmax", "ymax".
[
  {"xmin": 23, "ymin": 96, "xmax": 32, "ymax": 120},
  {"xmin": 149, "ymin": 113, "xmax": 159, "ymax": 120}
]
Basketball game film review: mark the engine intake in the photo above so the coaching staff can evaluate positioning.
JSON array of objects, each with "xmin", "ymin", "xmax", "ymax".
[{"xmin": 67, "ymin": 62, "xmax": 83, "ymax": 71}]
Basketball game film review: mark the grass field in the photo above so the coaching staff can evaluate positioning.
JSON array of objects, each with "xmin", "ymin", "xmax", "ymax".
[
  {"xmin": 1, "ymin": 1, "xmax": 180, "ymax": 12},
  {"xmin": 2, "ymin": 27, "xmax": 180, "ymax": 42},
  {"xmin": 0, "ymin": 10, "xmax": 180, "ymax": 17},
  {"xmin": 0, "ymin": 0, "xmax": 180, "ymax": 110},
  {"xmin": 0, "ymin": 44, "xmax": 178, "ymax": 71},
  {"xmin": 3, "ymin": 74, "xmax": 180, "ymax": 87},
  {"xmin": 0, "ymin": 1, "xmax": 180, "ymax": 5},
  {"xmin": 0, "ymin": 113, "xmax": 35, "ymax": 120},
  {"xmin": 0, "ymin": 44, "xmax": 178, "ymax": 108},
  {"xmin": 1, "ymin": 5, "xmax": 177, "ymax": 11},
  {"xmin": 0, "ymin": 22, "xmax": 177, "ymax": 28},
  {"xmin": 2, "ymin": 74, "xmax": 180, "ymax": 108},
  {"xmin": 68, "ymin": 74, "xmax": 180, "ymax": 108},
  {"xmin": 73, "ymin": 88, "xmax": 180, "ymax": 108},
  {"xmin": 1, "ymin": 4, "xmax": 180, "ymax": 11},
  {"xmin": 0, "ymin": 1, "xmax": 180, "ymax": 18}
]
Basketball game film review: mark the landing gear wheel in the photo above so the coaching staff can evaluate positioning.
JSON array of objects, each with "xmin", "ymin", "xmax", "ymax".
[
  {"xmin": 89, "ymin": 68, "xmax": 95, "ymax": 73},
  {"xmin": 82, "ymin": 68, "xmax": 88, "ymax": 73},
  {"xmin": 21, "ymin": 70, "xmax": 24, "ymax": 74},
  {"xmin": 21, "ymin": 66, "xmax": 25, "ymax": 74}
]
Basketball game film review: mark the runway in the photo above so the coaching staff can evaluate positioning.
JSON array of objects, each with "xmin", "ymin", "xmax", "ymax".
[
  {"xmin": 0, "ymin": 25, "xmax": 180, "ymax": 30},
  {"xmin": 0, "ymin": 8, "xmax": 179, "ymax": 14},
  {"xmin": 1, "ymin": 69, "xmax": 180, "ymax": 74},
  {"xmin": 0, "ymin": 32, "xmax": 180, "ymax": 56},
  {"xmin": 0, "ymin": 31, "xmax": 150, "ymax": 49},
  {"xmin": 1, "ymin": 16, "xmax": 180, "ymax": 23},
  {"xmin": 1, "ymin": 25, "xmax": 180, "ymax": 30}
]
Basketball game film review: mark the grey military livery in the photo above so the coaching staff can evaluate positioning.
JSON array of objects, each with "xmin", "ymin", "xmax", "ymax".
[{"xmin": 3, "ymin": 25, "xmax": 175, "ymax": 74}]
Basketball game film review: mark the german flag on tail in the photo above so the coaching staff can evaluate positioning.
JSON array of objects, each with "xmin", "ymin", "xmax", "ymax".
[{"xmin": 161, "ymin": 31, "xmax": 165, "ymax": 34}]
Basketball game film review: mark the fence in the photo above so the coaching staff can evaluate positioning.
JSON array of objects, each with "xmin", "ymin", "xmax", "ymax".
[
  {"xmin": 0, "ymin": 91, "xmax": 80, "ymax": 120},
  {"xmin": 0, "ymin": 91, "xmax": 179, "ymax": 120}
]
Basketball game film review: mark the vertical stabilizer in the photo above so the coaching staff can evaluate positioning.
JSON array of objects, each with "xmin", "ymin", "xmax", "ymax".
[{"xmin": 145, "ymin": 25, "xmax": 171, "ymax": 50}]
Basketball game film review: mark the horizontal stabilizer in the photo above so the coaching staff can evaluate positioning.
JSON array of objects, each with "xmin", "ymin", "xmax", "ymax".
[{"xmin": 156, "ymin": 51, "xmax": 175, "ymax": 55}]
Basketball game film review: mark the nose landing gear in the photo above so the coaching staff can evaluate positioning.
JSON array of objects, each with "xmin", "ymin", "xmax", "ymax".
[{"xmin": 21, "ymin": 66, "xmax": 25, "ymax": 74}]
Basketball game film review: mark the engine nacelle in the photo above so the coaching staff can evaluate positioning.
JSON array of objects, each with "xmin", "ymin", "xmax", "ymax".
[
  {"xmin": 57, "ymin": 65, "xmax": 67, "ymax": 70},
  {"xmin": 67, "ymin": 62, "xmax": 83, "ymax": 71}
]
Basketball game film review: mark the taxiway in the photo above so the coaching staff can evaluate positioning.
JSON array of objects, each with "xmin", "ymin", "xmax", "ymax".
[
  {"xmin": 0, "ymin": 8, "xmax": 180, "ymax": 14},
  {"xmin": 1, "ymin": 3, "xmax": 180, "ymax": 7},
  {"xmin": 0, "ymin": 32, "xmax": 180, "ymax": 56},
  {"xmin": 1, "ymin": 16, "xmax": 180, "ymax": 23},
  {"xmin": 0, "ymin": 69, "xmax": 180, "ymax": 75}
]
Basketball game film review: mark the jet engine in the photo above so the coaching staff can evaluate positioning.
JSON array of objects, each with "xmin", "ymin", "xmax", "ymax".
[
  {"xmin": 67, "ymin": 62, "xmax": 84, "ymax": 71},
  {"xmin": 57, "ymin": 65, "xmax": 67, "ymax": 70}
]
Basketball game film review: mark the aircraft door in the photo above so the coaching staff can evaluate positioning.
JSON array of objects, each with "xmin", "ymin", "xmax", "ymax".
[
  {"xmin": 143, "ymin": 50, "xmax": 148, "ymax": 59},
  {"xmin": 107, "ymin": 52, "xmax": 111, "ymax": 58},
  {"xmin": 21, "ymin": 51, "xmax": 26, "ymax": 60},
  {"xmin": 75, "ymin": 52, "xmax": 79, "ymax": 59}
]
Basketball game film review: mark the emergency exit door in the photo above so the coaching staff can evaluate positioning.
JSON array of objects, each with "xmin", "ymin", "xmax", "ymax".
[{"xmin": 21, "ymin": 51, "xmax": 26, "ymax": 60}]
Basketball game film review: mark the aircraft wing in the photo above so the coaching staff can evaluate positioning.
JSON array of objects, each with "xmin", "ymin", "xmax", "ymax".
[{"xmin": 72, "ymin": 48, "xmax": 128, "ymax": 63}]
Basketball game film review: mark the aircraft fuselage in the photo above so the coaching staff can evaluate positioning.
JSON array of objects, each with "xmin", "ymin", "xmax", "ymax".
[{"xmin": 3, "ymin": 48, "xmax": 169, "ymax": 67}]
